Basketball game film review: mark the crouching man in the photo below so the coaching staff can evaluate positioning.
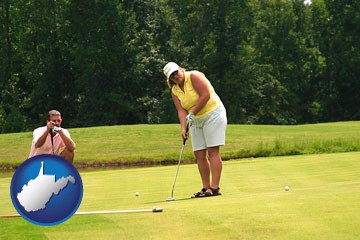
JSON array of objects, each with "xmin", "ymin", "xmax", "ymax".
[{"xmin": 29, "ymin": 110, "xmax": 76, "ymax": 163}]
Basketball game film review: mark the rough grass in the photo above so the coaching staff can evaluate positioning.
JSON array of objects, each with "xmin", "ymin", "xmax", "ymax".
[
  {"xmin": 0, "ymin": 152, "xmax": 359, "ymax": 239},
  {"xmin": 1, "ymin": 122, "xmax": 360, "ymax": 169}
]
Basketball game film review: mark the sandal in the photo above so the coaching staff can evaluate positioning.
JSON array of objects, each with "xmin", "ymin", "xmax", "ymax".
[
  {"xmin": 203, "ymin": 187, "xmax": 222, "ymax": 197},
  {"xmin": 191, "ymin": 188, "xmax": 207, "ymax": 198}
]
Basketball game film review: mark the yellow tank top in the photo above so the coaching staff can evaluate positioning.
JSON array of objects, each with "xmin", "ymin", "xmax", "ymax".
[{"xmin": 172, "ymin": 71, "xmax": 221, "ymax": 118}]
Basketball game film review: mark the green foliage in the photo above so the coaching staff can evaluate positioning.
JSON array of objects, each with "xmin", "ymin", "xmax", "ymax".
[
  {"xmin": 320, "ymin": 0, "xmax": 360, "ymax": 119},
  {"xmin": 1, "ymin": 0, "xmax": 359, "ymax": 132}
]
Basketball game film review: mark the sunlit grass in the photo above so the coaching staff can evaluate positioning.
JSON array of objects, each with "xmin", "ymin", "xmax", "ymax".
[
  {"xmin": 0, "ymin": 152, "xmax": 359, "ymax": 239},
  {"xmin": 1, "ymin": 122, "xmax": 360, "ymax": 169}
]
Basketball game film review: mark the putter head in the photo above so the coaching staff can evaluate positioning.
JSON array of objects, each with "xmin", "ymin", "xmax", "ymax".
[
  {"xmin": 152, "ymin": 207, "xmax": 163, "ymax": 212},
  {"xmin": 166, "ymin": 197, "xmax": 175, "ymax": 201}
]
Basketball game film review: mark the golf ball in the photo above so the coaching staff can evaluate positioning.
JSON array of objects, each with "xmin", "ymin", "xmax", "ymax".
[
  {"xmin": 284, "ymin": 186, "xmax": 290, "ymax": 191},
  {"xmin": 135, "ymin": 192, "xmax": 139, "ymax": 196}
]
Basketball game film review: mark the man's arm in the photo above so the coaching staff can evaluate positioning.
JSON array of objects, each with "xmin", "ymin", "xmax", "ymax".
[
  {"xmin": 58, "ymin": 130, "xmax": 76, "ymax": 152},
  {"xmin": 34, "ymin": 127, "xmax": 51, "ymax": 148}
]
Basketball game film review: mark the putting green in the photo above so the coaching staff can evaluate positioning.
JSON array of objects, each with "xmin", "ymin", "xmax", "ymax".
[{"xmin": 0, "ymin": 152, "xmax": 359, "ymax": 239}]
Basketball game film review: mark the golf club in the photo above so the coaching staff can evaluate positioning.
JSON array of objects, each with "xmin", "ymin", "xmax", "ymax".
[
  {"xmin": 0, "ymin": 208, "xmax": 163, "ymax": 218},
  {"xmin": 75, "ymin": 207, "xmax": 163, "ymax": 215},
  {"xmin": 166, "ymin": 125, "xmax": 189, "ymax": 202}
]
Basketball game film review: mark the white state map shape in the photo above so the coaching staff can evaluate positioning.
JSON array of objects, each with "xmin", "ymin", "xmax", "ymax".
[{"xmin": 17, "ymin": 161, "xmax": 75, "ymax": 212}]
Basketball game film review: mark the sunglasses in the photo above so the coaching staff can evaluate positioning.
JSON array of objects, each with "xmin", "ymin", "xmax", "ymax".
[{"xmin": 169, "ymin": 71, "xmax": 178, "ymax": 81}]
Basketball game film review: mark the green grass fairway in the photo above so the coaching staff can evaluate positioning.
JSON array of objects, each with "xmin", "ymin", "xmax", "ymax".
[{"xmin": 1, "ymin": 152, "xmax": 359, "ymax": 239}]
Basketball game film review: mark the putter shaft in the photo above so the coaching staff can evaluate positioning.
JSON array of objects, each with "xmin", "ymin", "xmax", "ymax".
[
  {"xmin": 167, "ymin": 125, "xmax": 189, "ymax": 201},
  {"xmin": 170, "ymin": 143, "xmax": 185, "ymax": 198}
]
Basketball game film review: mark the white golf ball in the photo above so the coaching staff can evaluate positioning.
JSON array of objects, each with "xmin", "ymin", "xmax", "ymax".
[
  {"xmin": 135, "ymin": 192, "xmax": 139, "ymax": 196},
  {"xmin": 284, "ymin": 186, "xmax": 290, "ymax": 191}
]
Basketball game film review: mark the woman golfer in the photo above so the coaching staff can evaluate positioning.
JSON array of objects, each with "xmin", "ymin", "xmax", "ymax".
[{"xmin": 163, "ymin": 62, "xmax": 227, "ymax": 197}]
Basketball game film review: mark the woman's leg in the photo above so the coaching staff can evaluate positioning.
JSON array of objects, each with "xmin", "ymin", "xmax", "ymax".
[
  {"xmin": 207, "ymin": 146, "xmax": 222, "ymax": 189},
  {"xmin": 194, "ymin": 149, "xmax": 211, "ymax": 189}
]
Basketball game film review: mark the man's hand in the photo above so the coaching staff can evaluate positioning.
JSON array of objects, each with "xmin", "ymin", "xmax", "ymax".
[
  {"xmin": 47, "ymin": 121, "xmax": 55, "ymax": 133},
  {"xmin": 52, "ymin": 126, "xmax": 63, "ymax": 133},
  {"xmin": 186, "ymin": 112, "xmax": 195, "ymax": 126}
]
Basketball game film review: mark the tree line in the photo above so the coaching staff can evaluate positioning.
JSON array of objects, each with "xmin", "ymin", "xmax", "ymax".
[{"xmin": 0, "ymin": 0, "xmax": 359, "ymax": 133}]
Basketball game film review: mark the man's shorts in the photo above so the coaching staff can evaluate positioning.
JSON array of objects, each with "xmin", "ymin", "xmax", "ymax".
[{"xmin": 190, "ymin": 104, "xmax": 227, "ymax": 151}]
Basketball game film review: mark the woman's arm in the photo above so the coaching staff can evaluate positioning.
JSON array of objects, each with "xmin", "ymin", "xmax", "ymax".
[
  {"xmin": 172, "ymin": 92, "xmax": 189, "ymax": 140},
  {"xmin": 188, "ymin": 71, "xmax": 210, "ymax": 115}
]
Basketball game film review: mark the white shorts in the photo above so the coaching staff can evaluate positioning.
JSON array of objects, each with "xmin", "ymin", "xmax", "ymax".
[{"xmin": 190, "ymin": 104, "xmax": 227, "ymax": 151}]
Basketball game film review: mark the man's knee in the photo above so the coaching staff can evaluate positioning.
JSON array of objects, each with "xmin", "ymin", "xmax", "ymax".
[{"xmin": 60, "ymin": 148, "xmax": 75, "ymax": 164}]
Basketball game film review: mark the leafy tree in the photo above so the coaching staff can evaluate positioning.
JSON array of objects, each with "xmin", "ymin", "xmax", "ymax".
[
  {"xmin": 240, "ymin": 0, "xmax": 325, "ymax": 124},
  {"xmin": 0, "ymin": 0, "xmax": 28, "ymax": 132},
  {"xmin": 1, "ymin": 0, "xmax": 360, "ymax": 132},
  {"xmin": 66, "ymin": 0, "xmax": 140, "ymax": 126},
  {"xmin": 9, "ymin": 0, "xmax": 76, "ymax": 128},
  {"xmin": 123, "ymin": 0, "xmax": 178, "ymax": 123},
  {"xmin": 0, "ymin": 0, "xmax": 11, "ymax": 131},
  {"xmin": 321, "ymin": 0, "xmax": 360, "ymax": 120}
]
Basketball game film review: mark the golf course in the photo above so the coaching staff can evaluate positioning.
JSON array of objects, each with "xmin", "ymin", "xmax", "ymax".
[{"xmin": 0, "ymin": 122, "xmax": 359, "ymax": 239}]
